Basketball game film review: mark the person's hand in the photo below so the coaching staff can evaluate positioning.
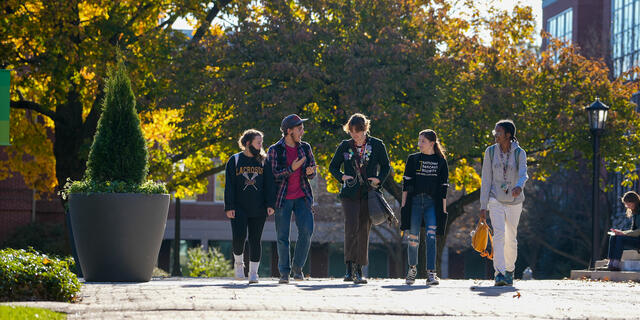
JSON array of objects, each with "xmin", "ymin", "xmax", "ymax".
[
  {"xmin": 306, "ymin": 165, "xmax": 316, "ymax": 176},
  {"xmin": 613, "ymin": 229, "xmax": 625, "ymax": 236},
  {"xmin": 292, "ymin": 157, "xmax": 306, "ymax": 171},
  {"xmin": 401, "ymin": 199, "xmax": 406, "ymax": 207},
  {"xmin": 368, "ymin": 177, "xmax": 381, "ymax": 186},
  {"xmin": 511, "ymin": 186, "xmax": 522, "ymax": 197},
  {"xmin": 479, "ymin": 209, "xmax": 487, "ymax": 220},
  {"xmin": 342, "ymin": 175, "xmax": 354, "ymax": 181},
  {"xmin": 267, "ymin": 208, "xmax": 275, "ymax": 216},
  {"xmin": 226, "ymin": 210, "xmax": 235, "ymax": 219}
]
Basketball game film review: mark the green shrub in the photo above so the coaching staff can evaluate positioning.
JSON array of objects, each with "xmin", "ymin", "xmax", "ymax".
[
  {"xmin": 85, "ymin": 59, "xmax": 148, "ymax": 184},
  {"xmin": 0, "ymin": 248, "xmax": 81, "ymax": 302},
  {"xmin": 59, "ymin": 57, "xmax": 166, "ymax": 198},
  {"xmin": 186, "ymin": 246, "xmax": 234, "ymax": 277},
  {"xmin": 0, "ymin": 306, "xmax": 66, "ymax": 320},
  {"xmin": 2, "ymin": 223, "xmax": 69, "ymax": 257},
  {"xmin": 152, "ymin": 267, "xmax": 170, "ymax": 278},
  {"xmin": 60, "ymin": 179, "xmax": 167, "ymax": 199}
]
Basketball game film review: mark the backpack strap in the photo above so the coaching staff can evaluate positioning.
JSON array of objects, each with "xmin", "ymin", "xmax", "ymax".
[
  {"xmin": 233, "ymin": 152, "xmax": 241, "ymax": 166},
  {"xmin": 488, "ymin": 145, "xmax": 495, "ymax": 167},
  {"xmin": 489, "ymin": 144, "xmax": 521, "ymax": 171}
]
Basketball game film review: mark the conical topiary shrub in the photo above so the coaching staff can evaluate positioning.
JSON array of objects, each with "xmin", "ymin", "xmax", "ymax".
[{"xmin": 85, "ymin": 59, "xmax": 148, "ymax": 184}]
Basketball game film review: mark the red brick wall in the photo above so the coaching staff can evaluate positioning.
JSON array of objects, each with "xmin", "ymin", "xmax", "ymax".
[
  {"xmin": 0, "ymin": 175, "xmax": 33, "ymax": 243},
  {"xmin": 0, "ymin": 148, "xmax": 65, "ymax": 243}
]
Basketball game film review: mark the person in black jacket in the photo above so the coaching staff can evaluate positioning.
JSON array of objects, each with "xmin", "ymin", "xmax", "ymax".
[
  {"xmin": 400, "ymin": 129, "xmax": 449, "ymax": 285},
  {"xmin": 329, "ymin": 113, "xmax": 391, "ymax": 284},
  {"xmin": 605, "ymin": 191, "xmax": 640, "ymax": 271},
  {"xmin": 224, "ymin": 129, "xmax": 276, "ymax": 284}
]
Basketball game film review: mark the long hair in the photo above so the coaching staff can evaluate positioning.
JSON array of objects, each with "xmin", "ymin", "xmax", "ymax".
[
  {"xmin": 622, "ymin": 191, "xmax": 640, "ymax": 218},
  {"xmin": 419, "ymin": 129, "xmax": 446, "ymax": 159},
  {"xmin": 496, "ymin": 119, "xmax": 517, "ymax": 142},
  {"xmin": 238, "ymin": 129, "xmax": 267, "ymax": 163},
  {"xmin": 343, "ymin": 113, "xmax": 371, "ymax": 134}
]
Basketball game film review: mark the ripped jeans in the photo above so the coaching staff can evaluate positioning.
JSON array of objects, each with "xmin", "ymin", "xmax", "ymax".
[{"xmin": 407, "ymin": 194, "xmax": 437, "ymax": 270}]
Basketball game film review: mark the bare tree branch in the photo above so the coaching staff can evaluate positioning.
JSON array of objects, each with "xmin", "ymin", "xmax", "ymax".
[
  {"xmin": 195, "ymin": 163, "xmax": 226, "ymax": 180},
  {"xmin": 189, "ymin": 0, "xmax": 233, "ymax": 46},
  {"xmin": 10, "ymin": 100, "xmax": 59, "ymax": 123}
]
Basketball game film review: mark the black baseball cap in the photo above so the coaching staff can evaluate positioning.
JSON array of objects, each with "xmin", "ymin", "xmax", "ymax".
[{"xmin": 281, "ymin": 114, "xmax": 308, "ymax": 132}]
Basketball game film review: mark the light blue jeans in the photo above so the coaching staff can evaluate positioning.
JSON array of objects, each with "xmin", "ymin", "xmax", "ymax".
[
  {"xmin": 407, "ymin": 194, "xmax": 437, "ymax": 270},
  {"xmin": 274, "ymin": 197, "xmax": 314, "ymax": 276}
]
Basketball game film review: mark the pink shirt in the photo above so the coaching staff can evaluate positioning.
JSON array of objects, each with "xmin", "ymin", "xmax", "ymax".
[{"xmin": 285, "ymin": 144, "xmax": 305, "ymax": 200}]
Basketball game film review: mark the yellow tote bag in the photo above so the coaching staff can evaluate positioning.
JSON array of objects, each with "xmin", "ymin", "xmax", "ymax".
[{"xmin": 471, "ymin": 218, "xmax": 493, "ymax": 260}]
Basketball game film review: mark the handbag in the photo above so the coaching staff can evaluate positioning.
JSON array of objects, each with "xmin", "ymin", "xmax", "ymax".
[
  {"xmin": 367, "ymin": 189, "xmax": 397, "ymax": 226},
  {"xmin": 470, "ymin": 218, "xmax": 493, "ymax": 260},
  {"xmin": 400, "ymin": 198, "xmax": 412, "ymax": 231}
]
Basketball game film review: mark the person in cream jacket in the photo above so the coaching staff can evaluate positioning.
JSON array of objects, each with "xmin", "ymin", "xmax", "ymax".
[{"xmin": 479, "ymin": 119, "xmax": 528, "ymax": 286}]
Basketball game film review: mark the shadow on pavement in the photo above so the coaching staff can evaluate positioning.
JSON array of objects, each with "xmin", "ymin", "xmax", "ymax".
[
  {"xmin": 294, "ymin": 283, "xmax": 358, "ymax": 290},
  {"xmin": 181, "ymin": 283, "xmax": 279, "ymax": 289},
  {"xmin": 469, "ymin": 286, "xmax": 518, "ymax": 296},
  {"xmin": 381, "ymin": 285, "xmax": 434, "ymax": 291}
]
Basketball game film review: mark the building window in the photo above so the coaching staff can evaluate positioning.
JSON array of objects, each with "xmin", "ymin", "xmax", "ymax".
[
  {"xmin": 214, "ymin": 172, "xmax": 225, "ymax": 202},
  {"xmin": 612, "ymin": 0, "xmax": 640, "ymax": 77},
  {"xmin": 547, "ymin": 8, "xmax": 573, "ymax": 43}
]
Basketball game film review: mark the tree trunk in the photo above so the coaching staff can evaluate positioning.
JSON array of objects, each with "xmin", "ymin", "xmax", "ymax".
[{"xmin": 54, "ymin": 89, "xmax": 92, "ymax": 192}]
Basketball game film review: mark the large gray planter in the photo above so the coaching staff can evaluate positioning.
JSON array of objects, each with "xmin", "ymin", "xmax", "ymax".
[{"xmin": 68, "ymin": 193, "xmax": 170, "ymax": 282}]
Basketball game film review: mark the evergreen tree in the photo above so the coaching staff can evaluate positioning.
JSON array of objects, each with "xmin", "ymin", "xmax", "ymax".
[{"xmin": 85, "ymin": 59, "xmax": 149, "ymax": 184}]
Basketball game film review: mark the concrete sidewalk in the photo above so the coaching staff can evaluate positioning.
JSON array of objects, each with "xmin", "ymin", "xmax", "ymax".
[{"xmin": 4, "ymin": 277, "xmax": 640, "ymax": 319}]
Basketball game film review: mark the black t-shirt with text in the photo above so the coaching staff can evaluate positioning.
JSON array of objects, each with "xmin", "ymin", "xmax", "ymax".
[
  {"xmin": 224, "ymin": 153, "xmax": 276, "ymax": 217},
  {"xmin": 402, "ymin": 153, "xmax": 449, "ymax": 199}
]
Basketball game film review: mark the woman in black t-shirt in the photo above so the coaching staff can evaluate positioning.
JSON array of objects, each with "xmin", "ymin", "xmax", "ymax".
[
  {"xmin": 400, "ymin": 129, "xmax": 449, "ymax": 286},
  {"xmin": 224, "ymin": 129, "xmax": 276, "ymax": 284}
]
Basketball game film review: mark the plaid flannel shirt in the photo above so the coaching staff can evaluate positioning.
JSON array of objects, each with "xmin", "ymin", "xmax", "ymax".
[{"xmin": 267, "ymin": 137, "xmax": 316, "ymax": 209}]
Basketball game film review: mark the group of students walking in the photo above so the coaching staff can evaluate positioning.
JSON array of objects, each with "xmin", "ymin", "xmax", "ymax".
[{"xmin": 224, "ymin": 112, "xmax": 538, "ymax": 286}]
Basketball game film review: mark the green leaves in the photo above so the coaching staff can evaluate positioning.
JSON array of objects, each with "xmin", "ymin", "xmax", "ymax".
[
  {"xmin": 0, "ymin": 248, "xmax": 81, "ymax": 302},
  {"xmin": 60, "ymin": 178, "xmax": 167, "ymax": 199},
  {"xmin": 186, "ymin": 246, "xmax": 234, "ymax": 277}
]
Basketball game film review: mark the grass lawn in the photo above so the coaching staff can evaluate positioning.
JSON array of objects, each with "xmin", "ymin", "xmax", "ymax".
[{"xmin": 0, "ymin": 305, "xmax": 65, "ymax": 319}]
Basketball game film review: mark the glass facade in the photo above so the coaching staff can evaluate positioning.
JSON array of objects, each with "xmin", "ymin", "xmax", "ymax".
[
  {"xmin": 612, "ymin": 0, "xmax": 640, "ymax": 77},
  {"xmin": 547, "ymin": 8, "xmax": 573, "ymax": 43}
]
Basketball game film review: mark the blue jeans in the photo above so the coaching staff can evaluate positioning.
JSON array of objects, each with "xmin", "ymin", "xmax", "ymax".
[
  {"xmin": 407, "ymin": 194, "xmax": 437, "ymax": 270},
  {"xmin": 608, "ymin": 235, "xmax": 640, "ymax": 260},
  {"xmin": 274, "ymin": 197, "xmax": 314, "ymax": 275}
]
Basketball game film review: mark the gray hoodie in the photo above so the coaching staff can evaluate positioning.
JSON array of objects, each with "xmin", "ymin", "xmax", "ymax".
[{"xmin": 480, "ymin": 141, "xmax": 528, "ymax": 210}]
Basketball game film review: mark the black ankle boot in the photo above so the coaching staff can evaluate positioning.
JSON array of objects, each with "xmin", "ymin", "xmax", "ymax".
[
  {"xmin": 353, "ymin": 264, "xmax": 367, "ymax": 284},
  {"xmin": 343, "ymin": 261, "xmax": 354, "ymax": 281}
]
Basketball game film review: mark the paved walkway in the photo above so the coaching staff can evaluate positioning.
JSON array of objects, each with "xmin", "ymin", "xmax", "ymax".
[{"xmin": 4, "ymin": 277, "xmax": 640, "ymax": 319}]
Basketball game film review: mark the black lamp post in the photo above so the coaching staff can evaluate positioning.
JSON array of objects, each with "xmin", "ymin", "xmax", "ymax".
[{"xmin": 585, "ymin": 98, "xmax": 609, "ymax": 269}]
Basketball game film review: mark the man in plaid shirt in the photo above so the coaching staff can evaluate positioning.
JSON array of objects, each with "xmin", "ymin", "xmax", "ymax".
[{"xmin": 267, "ymin": 114, "xmax": 317, "ymax": 284}]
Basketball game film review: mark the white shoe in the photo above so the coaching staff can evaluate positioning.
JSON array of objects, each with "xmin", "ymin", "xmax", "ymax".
[
  {"xmin": 249, "ymin": 261, "xmax": 260, "ymax": 284},
  {"xmin": 233, "ymin": 254, "xmax": 245, "ymax": 280},
  {"xmin": 405, "ymin": 266, "xmax": 417, "ymax": 285},
  {"xmin": 426, "ymin": 271, "xmax": 440, "ymax": 285}
]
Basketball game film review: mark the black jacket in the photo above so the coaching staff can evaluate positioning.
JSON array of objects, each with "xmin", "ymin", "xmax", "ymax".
[
  {"xmin": 400, "ymin": 153, "xmax": 449, "ymax": 235},
  {"xmin": 328, "ymin": 136, "xmax": 391, "ymax": 200}
]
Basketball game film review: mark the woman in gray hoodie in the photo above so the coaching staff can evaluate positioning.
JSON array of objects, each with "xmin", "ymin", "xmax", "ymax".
[{"xmin": 479, "ymin": 119, "xmax": 528, "ymax": 286}]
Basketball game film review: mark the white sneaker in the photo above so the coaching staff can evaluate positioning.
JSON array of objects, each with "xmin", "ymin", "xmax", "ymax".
[
  {"xmin": 405, "ymin": 266, "xmax": 417, "ymax": 285},
  {"xmin": 248, "ymin": 261, "xmax": 260, "ymax": 284},
  {"xmin": 233, "ymin": 254, "xmax": 245, "ymax": 280},
  {"xmin": 426, "ymin": 271, "xmax": 440, "ymax": 285}
]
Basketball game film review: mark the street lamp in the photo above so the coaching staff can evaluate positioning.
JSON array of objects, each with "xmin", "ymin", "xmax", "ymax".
[{"xmin": 585, "ymin": 98, "xmax": 609, "ymax": 269}]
